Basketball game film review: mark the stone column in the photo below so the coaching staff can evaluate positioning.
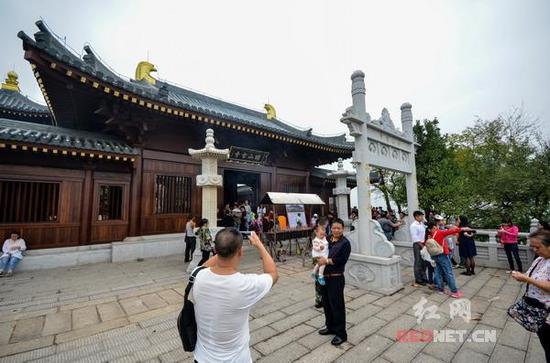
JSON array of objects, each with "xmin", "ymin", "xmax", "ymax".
[
  {"xmin": 187, "ymin": 129, "xmax": 229, "ymax": 272},
  {"xmin": 341, "ymin": 71, "xmax": 402, "ymax": 294},
  {"xmin": 401, "ymin": 103, "xmax": 420, "ymax": 225},
  {"xmin": 328, "ymin": 158, "xmax": 355, "ymax": 227}
]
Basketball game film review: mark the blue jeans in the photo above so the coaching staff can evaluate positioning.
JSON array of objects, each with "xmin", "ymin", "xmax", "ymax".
[
  {"xmin": 434, "ymin": 254, "xmax": 457, "ymax": 293},
  {"xmin": 0, "ymin": 255, "xmax": 21, "ymax": 272}
]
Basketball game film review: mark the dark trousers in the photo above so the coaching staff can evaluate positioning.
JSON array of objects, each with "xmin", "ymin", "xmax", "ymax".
[
  {"xmin": 321, "ymin": 275, "xmax": 347, "ymax": 339},
  {"xmin": 426, "ymin": 263, "xmax": 434, "ymax": 284},
  {"xmin": 198, "ymin": 250, "xmax": 210, "ymax": 266},
  {"xmin": 184, "ymin": 237, "xmax": 196, "ymax": 262},
  {"xmin": 538, "ymin": 323, "xmax": 550, "ymax": 363},
  {"xmin": 503, "ymin": 243, "xmax": 523, "ymax": 272},
  {"xmin": 413, "ymin": 242, "xmax": 427, "ymax": 284}
]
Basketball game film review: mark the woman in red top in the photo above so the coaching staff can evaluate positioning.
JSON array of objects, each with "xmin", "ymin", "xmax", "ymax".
[{"xmin": 427, "ymin": 222, "xmax": 471, "ymax": 298}]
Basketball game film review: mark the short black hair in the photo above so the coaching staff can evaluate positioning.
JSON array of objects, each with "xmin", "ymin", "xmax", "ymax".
[
  {"xmin": 214, "ymin": 228, "xmax": 243, "ymax": 258},
  {"xmin": 9, "ymin": 231, "xmax": 19, "ymax": 236},
  {"xmin": 332, "ymin": 218, "xmax": 345, "ymax": 227},
  {"xmin": 197, "ymin": 218, "xmax": 208, "ymax": 228},
  {"xmin": 413, "ymin": 211, "xmax": 424, "ymax": 218}
]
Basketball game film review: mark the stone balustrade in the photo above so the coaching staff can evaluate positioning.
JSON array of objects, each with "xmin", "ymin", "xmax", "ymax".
[{"xmin": 393, "ymin": 227, "xmax": 537, "ymax": 270}]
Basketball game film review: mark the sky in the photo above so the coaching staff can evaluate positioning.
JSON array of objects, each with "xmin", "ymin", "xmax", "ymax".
[{"xmin": 1, "ymin": 0, "xmax": 549, "ymax": 141}]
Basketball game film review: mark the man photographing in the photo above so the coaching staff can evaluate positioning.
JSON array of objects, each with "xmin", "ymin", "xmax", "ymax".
[{"xmin": 193, "ymin": 229, "xmax": 278, "ymax": 363}]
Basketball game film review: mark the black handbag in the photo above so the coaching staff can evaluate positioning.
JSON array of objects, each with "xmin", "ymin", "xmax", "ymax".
[
  {"xmin": 177, "ymin": 266, "xmax": 206, "ymax": 351},
  {"xmin": 507, "ymin": 259, "xmax": 549, "ymax": 332}
]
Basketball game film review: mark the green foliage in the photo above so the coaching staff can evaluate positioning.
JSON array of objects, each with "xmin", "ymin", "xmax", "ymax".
[{"xmin": 408, "ymin": 109, "xmax": 550, "ymax": 230}]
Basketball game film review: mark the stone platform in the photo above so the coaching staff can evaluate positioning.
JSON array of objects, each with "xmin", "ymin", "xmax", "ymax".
[{"xmin": 0, "ymin": 251, "xmax": 544, "ymax": 362}]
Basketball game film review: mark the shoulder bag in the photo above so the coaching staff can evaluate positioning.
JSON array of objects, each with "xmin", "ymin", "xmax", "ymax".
[
  {"xmin": 507, "ymin": 259, "xmax": 549, "ymax": 332},
  {"xmin": 177, "ymin": 266, "xmax": 207, "ymax": 351}
]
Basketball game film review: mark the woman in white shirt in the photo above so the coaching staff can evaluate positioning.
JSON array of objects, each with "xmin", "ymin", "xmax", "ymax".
[{"xmin": 0, "ymin": 231, "xmax": 27, "ymax": 277}]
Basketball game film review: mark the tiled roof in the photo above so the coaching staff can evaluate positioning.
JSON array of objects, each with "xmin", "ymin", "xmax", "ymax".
[
  {"xmin": 0, "ymin": 118, "xmax": 138, "ymax": 155},
  {"xmin": 18, "ymin": 20, "xmax": 353, "ymax": 151},
  {"xmin": 0, "ymin": 88, "xmax": 51, "ymax": 120}
]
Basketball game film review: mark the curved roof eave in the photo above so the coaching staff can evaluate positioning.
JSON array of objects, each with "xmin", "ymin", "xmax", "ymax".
[{"xmin": 18, "ymin": 20, "xmax": 354, "ymax": 152}]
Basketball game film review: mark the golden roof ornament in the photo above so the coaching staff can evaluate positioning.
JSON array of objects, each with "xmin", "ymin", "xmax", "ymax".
[
  {"xmin": 1, "ymin": 71, "xmax": 21, "ymax": 92},
  {"xmin": 264, "ymin": 104, "xmax": 276, "ymax": 120},
  {"xmin": 135, "ymin": 61, "xmax": 157, "ymax": 85}
]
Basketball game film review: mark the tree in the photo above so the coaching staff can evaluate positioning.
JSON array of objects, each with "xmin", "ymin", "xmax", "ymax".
[{"xmin": 412, "ymin": 118, "xmax": 466, "ymax": 217}]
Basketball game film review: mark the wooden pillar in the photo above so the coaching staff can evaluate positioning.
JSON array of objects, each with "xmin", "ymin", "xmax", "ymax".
[
  {"xmin": 128, "ymin": 147, "xmax": 143, "ymax": 236},
  {"xmin": 79, "ymin": 168, "xmax": 93, "ymax": 245}
]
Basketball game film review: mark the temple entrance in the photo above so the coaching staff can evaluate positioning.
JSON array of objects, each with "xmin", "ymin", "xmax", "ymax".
[{"xmin": 223, "ymin": 170, "xmax": 260, "ymax": 209}]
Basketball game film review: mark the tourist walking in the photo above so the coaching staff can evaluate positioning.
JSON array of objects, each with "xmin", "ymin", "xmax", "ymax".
[
  {"xmin": 509, "ymin": 229, "xmax": 550, "ymax": 362},
  {"xmin": 410, "ymin": 210, "xmax": 428, "ymax": 287},
  {"xmin": 197, "ymin": 219, "xmax": 213, "ymax": 266},
  {"xmin": 317, "ymin": 218, "xmax": 351, "ymax": 346},
  {"xmin": 427, "ymin": 222, "xmax": 469, "ymax": 298},
  {"xmin": 0, "ymin": 232, "xmax": 26, "ymax": 277},
  {"xmin": 498, "ymin": 218, "xmax": 523, "ymax": 272},
  {"xmin": 193, "ymin": 229, "xmax": 278, "ymax": 362},
  {"xmin": 456, "ymin": 216, "xmax": 477, "ymax": 275},
  {"xmin": 184, "ymin": 216, "xmax": 196, "ymax": 262}
]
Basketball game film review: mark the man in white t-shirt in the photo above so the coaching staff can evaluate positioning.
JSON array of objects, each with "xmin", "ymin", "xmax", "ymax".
[
  {"xmin": 410, "ymin": 210, "xmax": 428, "ymax": 287},
  {"xmin": 193, "ymin": 229, "xmax": 278, "ymax": 363}
]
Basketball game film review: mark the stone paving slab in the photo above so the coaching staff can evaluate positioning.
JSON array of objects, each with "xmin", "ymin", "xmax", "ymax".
[{"xmin": 0, "ymin": 251, "xmax": 545, "ymax": 362}]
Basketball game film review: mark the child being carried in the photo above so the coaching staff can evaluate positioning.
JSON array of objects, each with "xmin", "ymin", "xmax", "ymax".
[{"xmin": 311, "ymin": 224, "xmax": 329, "ymax": 286}]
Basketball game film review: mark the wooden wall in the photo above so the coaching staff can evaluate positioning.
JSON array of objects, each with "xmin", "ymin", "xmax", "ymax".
[{"xmin": 0, "ymin": 166, "xmax": 82, "ymax": 249}]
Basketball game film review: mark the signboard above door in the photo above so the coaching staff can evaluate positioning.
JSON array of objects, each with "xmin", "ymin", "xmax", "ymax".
[{"xmin": 228, "ymin": 146, "xmax": 269, "ymax": 165}]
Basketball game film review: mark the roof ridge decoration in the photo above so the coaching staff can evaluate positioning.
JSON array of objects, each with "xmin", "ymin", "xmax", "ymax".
[
  {"xmin": 264, "ymin": 104, "xmax": 276, "ymax": 120},
  {"xmin": 1, "ymin": 71, "xmax": 21, "ymax": 92},
  {"xmin": 135, "ymin": 61, "xmax": 157, "ymax": 85}
]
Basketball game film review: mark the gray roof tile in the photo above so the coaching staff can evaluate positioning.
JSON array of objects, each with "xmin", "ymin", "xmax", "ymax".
[{"xmin": 0, "ymin": 118, "xmax": 138, "ymax": 155}]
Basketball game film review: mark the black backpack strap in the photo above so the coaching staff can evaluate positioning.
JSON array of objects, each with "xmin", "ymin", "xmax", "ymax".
[{"xmin": 184, "ymin": 266, "xmax": 207, "ymax": 301}]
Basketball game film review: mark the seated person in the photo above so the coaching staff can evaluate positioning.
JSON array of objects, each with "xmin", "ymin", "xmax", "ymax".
[{"xmin": 1, "ymin": 231, "xmax": 27, "ymax": 277}]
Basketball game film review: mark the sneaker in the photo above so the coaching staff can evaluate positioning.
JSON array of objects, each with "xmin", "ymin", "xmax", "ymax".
[
  {"xmin": 5, "ymin": 271, "xmax": 13, "ymax": 277},
  {"xmin": 317, "ymin": 276, "xmax": 326, "ymax": 286},
  {"xmin": 450, "ymin": 291, "xmax": 464, "ymax": 299},
  {"xmin": 436, "ymin": 289, "xmax": 445, "ymax": 295},
  {"xmin": 0, "ymin": 271, "xmax": 4, "ymax": 277},
  {"xmin": 460, "ymin": 271, "xmax": 472, "ymax": 276}
]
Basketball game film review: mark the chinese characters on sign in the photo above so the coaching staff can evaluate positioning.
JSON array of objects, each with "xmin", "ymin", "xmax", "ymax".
[{"xmin": 229, "ymin": 146, "xmax": 269, "ymax": 164}]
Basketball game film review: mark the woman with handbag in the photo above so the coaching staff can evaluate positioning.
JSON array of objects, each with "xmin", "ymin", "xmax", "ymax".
[
  {"xmin": 197, "ymin": 219, "xmax": 213, "ymax": 266},
  {"xmin": 509, "ymin": 229, "xmax": 550, "ymax": 362}
]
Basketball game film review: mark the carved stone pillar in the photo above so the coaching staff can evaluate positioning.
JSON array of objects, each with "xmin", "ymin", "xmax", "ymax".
[
  {"xmin": 328, "ymin": 158, "xmax": 355, "ymax": 226},
  {"xmin": 187, "ymin": 129, "xmax": 229, "ymax": 272},
  {"xmin": 340, "ymin": 70, "xmax": 403, "ymax": 295}
]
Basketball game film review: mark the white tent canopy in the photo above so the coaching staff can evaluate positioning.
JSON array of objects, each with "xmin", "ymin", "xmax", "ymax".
[{"xmin": 259, "ymin": 192, "xmax": 325, "ymax": 205}]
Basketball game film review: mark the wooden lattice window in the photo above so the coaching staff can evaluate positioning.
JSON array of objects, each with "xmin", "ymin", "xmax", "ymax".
[
  {"xmin": 98, "ymin": 185, "xmax": 123, "ymax": 221},
  {"xmin": 0, "ymin": 180, "xmax": 59, "ymax": 223},
  {"xmin": 155, "ymin": 175, "xmax": 192, "ymax": 214}
]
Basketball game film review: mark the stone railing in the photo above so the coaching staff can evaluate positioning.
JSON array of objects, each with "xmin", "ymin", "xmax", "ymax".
[{"xmin": 393, "ymin": 220, "xmax": 540, "ymax": 270}]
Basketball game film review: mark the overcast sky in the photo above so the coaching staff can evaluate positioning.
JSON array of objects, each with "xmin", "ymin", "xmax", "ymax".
[{"xmin": 1, "ymin": 0, "xmax": 549, "ymax": 139}]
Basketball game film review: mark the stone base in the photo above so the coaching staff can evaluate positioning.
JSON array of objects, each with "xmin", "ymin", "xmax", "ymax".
[{"xmin": 345, "ymin": 253, "xmax": 403, "ymax": 295}]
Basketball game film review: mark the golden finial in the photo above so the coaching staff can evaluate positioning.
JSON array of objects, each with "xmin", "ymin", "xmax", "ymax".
[
  {"xmin": 264, "ymin": 104, "xmax": 276, "ymax": 120},
  {"xmin": 1, "ymin": 71, "xmax": 21, "ymax": 92},
  {"xmin": 135, "ymin": 61, "xmax": 157, "ymax": 85}
]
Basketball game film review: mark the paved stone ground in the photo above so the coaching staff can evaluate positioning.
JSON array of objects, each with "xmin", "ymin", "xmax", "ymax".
[{"xmin": 0, "ymin": 250, "xmax": 545, "ymax": 363}]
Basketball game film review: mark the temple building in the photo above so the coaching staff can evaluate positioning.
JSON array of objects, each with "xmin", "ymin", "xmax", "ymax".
[{"xmin": 0, "ymin": 20, "xmax": 356, "ymax": 250}]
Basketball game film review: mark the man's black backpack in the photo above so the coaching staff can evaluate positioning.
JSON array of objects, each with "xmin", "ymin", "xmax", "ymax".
[{"xmin": 177, "ymin": 266, "xmax": 206, "ymax": 352}]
